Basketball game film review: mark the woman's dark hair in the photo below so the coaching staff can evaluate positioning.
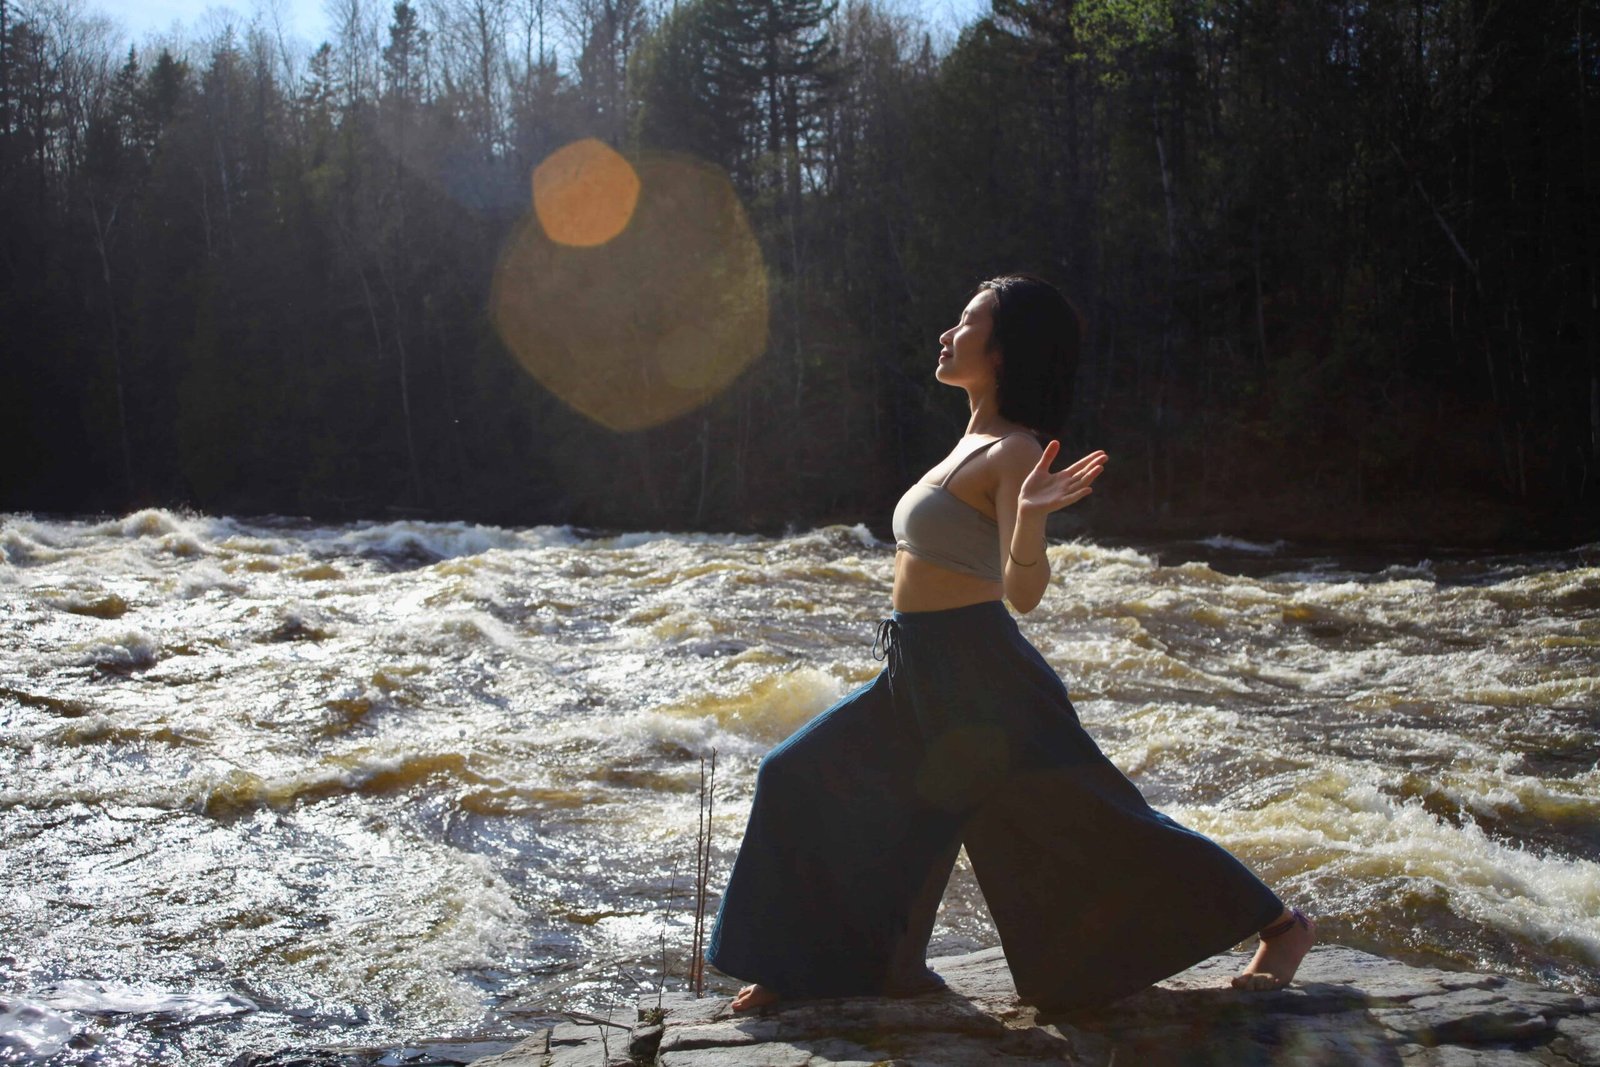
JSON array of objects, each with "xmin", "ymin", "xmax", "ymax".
[{"xmin": 976, "ymin": 273, "xmax": 1082, "ymax": 438}]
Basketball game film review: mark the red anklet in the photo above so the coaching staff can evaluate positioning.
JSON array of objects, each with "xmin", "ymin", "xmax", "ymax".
[{"xmin": 1259, "ymin": 907, "xmax": 1308, "ymax": 941}]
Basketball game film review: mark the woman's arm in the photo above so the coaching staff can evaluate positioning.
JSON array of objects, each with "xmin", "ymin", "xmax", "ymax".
[{"xmin": 994, "ymin": 439, "xmax": 1108, "ymax": 614}]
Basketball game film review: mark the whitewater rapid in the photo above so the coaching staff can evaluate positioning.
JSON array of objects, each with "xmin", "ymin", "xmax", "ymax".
[{"xmin": 1, "ymin": 510, "xmax": 1596, "ymax": 1064}]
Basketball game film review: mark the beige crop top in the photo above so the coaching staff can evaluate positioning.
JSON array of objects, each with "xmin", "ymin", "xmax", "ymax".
[{"xmin": 891, "ymin": 434, "xmax": 1031, "ymax": 581}]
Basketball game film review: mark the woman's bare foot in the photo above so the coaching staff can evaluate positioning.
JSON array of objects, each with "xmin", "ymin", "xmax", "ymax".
[
  {"xmin": 1232, "ymin": 907, "xmax": 1316, "ymax": 991},
  {"xmin": 730, "ymin": 983, "xmax": 780, "ymax": 1012}
]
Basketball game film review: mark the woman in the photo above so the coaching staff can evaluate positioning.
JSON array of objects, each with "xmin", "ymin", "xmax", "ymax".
[{"xmin": 705, "ymin": 274, "xmax": 1314, "ymax": 1014}]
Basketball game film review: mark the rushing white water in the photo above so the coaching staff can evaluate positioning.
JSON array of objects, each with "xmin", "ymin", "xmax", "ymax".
[{"xmin": 1, "ymin": 510, "xmax": 1596, "ymax": 1064}]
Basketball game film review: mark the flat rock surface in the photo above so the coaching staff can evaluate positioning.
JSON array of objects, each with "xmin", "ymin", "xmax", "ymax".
[{"xmin": 472, "ymin": 945, "xmax": 1600, "ymax": 1066}]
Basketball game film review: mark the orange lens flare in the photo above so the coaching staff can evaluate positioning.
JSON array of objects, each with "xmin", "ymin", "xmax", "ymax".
[
  {"xmin": 532, "ymin": 138, "xmax": 641, "ymax": 248},
  {"xmin": 493, "ymin": 145, "xmax": 768, "ymax": 432}
]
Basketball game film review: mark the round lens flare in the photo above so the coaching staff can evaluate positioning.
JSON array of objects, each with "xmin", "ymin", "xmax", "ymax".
[
  {"xmin": 532, "ymin": 138, "xmax": 641, "ymax": 247},
  {"xmin": 493, "ymin": 145, "xmax": 769, "ymax": 433}
]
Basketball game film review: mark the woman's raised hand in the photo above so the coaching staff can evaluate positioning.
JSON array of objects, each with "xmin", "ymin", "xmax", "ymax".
[{"xmin": 1018, "ymin": 441, "xmax": 1107, "ymax": 515}]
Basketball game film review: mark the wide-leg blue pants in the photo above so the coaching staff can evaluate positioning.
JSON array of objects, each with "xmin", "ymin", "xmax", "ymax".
[{"xmin": 704, "ymin": 600, "xmax": 1284, "ymax": 1011}]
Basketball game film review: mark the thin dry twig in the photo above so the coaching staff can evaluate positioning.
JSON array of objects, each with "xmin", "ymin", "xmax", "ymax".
[
  {"xmin": 688, "ymin": 749, "xmax": 718, "ymax": 996},
  {"xmin": 555, "ymin": 1010, "xmax": 632, "ymax": 1030}
]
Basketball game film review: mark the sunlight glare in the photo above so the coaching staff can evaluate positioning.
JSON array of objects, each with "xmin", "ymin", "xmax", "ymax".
[
  {"xmin": 532, "ymin": 138, "xmax": 641, "ymax": 248},
  {"xmin": 493, "ymin": 147, "xmax": 768, "ymax": 432}
]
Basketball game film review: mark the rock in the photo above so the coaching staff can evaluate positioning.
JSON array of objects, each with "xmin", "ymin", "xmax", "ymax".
[
  {"xmin": 629, "ymin": 1024, "xmax": 665, "ymax": 1063},
  {"xmin": 231, "ymin": 1036, "xmax": 525, "ymax": 1066},
  {"xmin": 548, "ymin": 1021, "xmax": 635, "ymax": 1067},
  {"xmin": 468, "ymin": 1031, "xmax": 547, "ymax": 1066},
  {"xmin": 470, "ymin": 1020, "xmax": 633, "ymax": 1067},
  {"xmin": 1553, "ymin": 1010, "xmax": 1600, "ymax": 1066},
  {"xmin": 1372, "ymin": 986, "xmax": 1578, "ymax": 1046},
  {"xmin": 469, "ymin": 947, "xmax": 1596, "ymax": 1065},
  {"xmin": 1399, "ymin": 1046, "xmax": 1554, "ymax": 1065}
]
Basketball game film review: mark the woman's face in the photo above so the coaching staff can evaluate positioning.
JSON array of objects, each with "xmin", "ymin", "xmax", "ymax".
[{"xmin": 936, "ymin": 290, "xmax": 1000, "ymax": 390}]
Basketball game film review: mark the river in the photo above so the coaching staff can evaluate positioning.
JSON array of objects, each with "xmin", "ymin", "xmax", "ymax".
[{"xmin": 1, "ymin": 510, "xmax": 1596, "ymax": 1064}]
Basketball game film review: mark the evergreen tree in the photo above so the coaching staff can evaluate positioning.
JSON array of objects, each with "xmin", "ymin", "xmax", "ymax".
[
  {"xmin": 632, "ymin": 0, "xmax": 747, "ymax": 168},
  {"xmin": 703, "ymin": 0, "xmax": 836, "ymax": 202},
  {"xmin": 0, "ymin": 0, "xmax": 1596, "ymax": 539}
]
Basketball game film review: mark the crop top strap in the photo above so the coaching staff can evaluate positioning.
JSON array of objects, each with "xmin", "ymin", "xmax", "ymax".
[{"xmin": 936, "ymin": 431, "xmax": 1035, "ymax": 486}]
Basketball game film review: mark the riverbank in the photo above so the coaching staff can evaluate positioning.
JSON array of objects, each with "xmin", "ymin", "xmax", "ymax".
[
  {"xmin": 26, "ymin": 471, "xmax": 1599, "ymax": 553},
  {"xmin": 469, "ymin": 945, "xmax": 1600, "ymax": 1066},
  {"xmin": 1077, "ymin": 487, "xmax": 1600, "ymax": 555}
]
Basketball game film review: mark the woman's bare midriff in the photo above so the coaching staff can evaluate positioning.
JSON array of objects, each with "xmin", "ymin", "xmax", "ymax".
[{"xmin": 891, "ymin": 550, "xmax": 1005, "ymax": 613}]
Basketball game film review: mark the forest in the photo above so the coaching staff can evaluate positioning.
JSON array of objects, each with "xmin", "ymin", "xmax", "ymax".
[{"xmin": 1, "ymin": 0, "xmax": 1596, "ymax": 545}]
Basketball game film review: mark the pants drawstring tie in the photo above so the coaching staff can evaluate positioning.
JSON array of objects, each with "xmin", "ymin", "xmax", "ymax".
[{"xmin": 872, "ymin": 617, "xmax": 903, "ymax": 698}]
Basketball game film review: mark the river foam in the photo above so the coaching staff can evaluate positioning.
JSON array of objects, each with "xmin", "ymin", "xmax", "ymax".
[{"xmin": 2, "ymin": 510, "xmax": 1596, "ymax": 1062}]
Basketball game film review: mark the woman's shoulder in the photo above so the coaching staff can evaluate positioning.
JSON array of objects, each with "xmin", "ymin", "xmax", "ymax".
[
  {"xmin": 982, "ymin": 429, "xmax": 1043, "ymax": 482},
  {"xmin": 987, "ymin": 429, "xmax": 1045, "ymax": 460}
]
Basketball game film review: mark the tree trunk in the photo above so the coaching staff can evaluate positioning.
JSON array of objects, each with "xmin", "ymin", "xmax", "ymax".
[
  {"xmin": 1253, "ymin": 214, "xmax": 1268, "ymax": 367},
  {"xmin": 1153, "ymin": 103, "xmax": 1178, "ymax": 513},
  {"xmin": 1, "ymin": 0, "xmax": 10, "ymax": 148},
  {"xmin": 695, "ymin": 415, "xmax": 711, "ymax": 524},
  {"xmin": 90, "ymin": 197, "xmax": 134, "ymax": 500},
  {"xmin": 384, "ymin": 269, "xmax": 425, "ymax": 507},
  {"xmin": 1579, "ymin": 1, "xmax": 1598, "ymax": 494}
]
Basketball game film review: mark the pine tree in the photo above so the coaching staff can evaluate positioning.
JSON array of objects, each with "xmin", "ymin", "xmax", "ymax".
[
  {"xmin": 702, "ymin": 0, "xmax": 837, "ymax": 202},
  {"xmin": 632, "ymin": 0, "xmax": 748, "ymax": 169},
  {"xmin": 382, "ymin": 1, "xmax": 428, "ymax": 101}
]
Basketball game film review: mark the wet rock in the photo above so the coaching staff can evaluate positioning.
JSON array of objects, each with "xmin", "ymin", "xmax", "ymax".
[
  {"xmin": 1553, "ymin": 1009, "xmax": 1600, "ymax": 1066},
  {"xmin": 535, "ymin": 945, "xmax": 1595, "ymax": 1066},
  {"xmin": 472, "ymin": 1021, "xmax": 635, "ymax": 1067},
  {"xmin": 232, "ymin": 1036, "xmax": 521, "ymax": 1066},
  {"xmin": 465, "ymin": 1030, "xmax": 545, "ymax": 1066},
  {"xmin": 547, "ymin": 1021, "xmax": 634, "ymax": 1067}
]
